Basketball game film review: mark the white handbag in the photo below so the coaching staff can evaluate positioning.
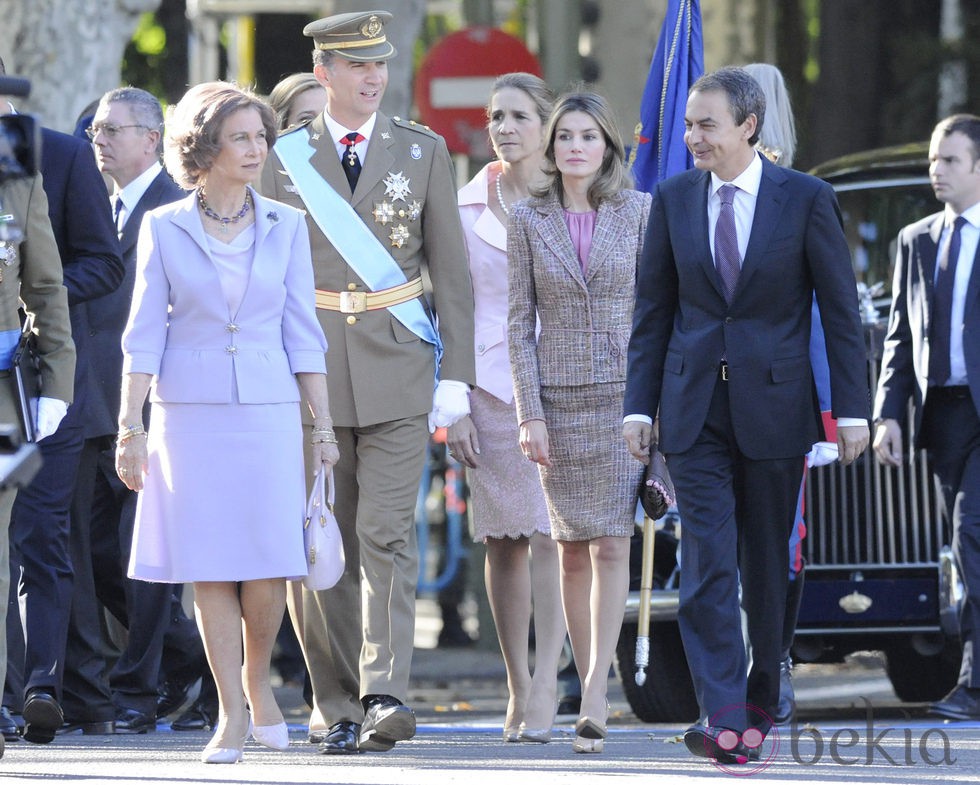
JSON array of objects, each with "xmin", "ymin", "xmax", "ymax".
[{"xmin": 302, "ymin": 467, "xmax": 345, "ymax": 591}]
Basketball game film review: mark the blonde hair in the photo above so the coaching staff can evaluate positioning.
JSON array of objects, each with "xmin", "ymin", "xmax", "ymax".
[
  {"xmin": 532, "ymin": 91, "xmax": 633, "ymax": 209},
  {"xmin": 743, "ymin": 63, "xmax": 796, "ymax": 167},
  {"xmin": 268, "ymin": 72, "xmax": 323, "ymax": 130}
]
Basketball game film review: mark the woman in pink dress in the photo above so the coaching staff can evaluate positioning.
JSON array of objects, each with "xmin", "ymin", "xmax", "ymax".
[
  {"xmin": 115, "ymin": 82, "xmax": 339, "ymax": 764},
  {"xmin": 450, "ymin": 73, "xmax": 567, "ymax": 743}
]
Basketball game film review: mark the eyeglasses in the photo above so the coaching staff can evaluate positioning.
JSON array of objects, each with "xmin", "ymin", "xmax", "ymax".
[{"xmin": 85, "ymin": 123, "xmax": 149, "ymax": 140}]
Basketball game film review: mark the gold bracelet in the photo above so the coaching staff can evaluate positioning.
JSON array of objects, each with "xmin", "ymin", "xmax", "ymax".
[{"xmin": 118, "ymin": 424, "xmax": 146, "ymax": 444}]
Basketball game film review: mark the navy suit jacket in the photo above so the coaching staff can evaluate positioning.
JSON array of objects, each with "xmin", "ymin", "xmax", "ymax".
[
  {"xmin": 80, "ymin": 169, "xmax": 185, "ymax": 439},
  {"xmin": 873, "ymin": 210, "xmax": 980, "ymax": 445},
  {"xmin": 39, "ymin": 128, "xmax": 124, "ymax": 426},
  {"xmin": 625, "ymin": 154, "xmax": 869, "ymax": 459}
]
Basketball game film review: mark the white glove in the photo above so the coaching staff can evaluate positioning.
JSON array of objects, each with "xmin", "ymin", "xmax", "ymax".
[
  {"xmin": 428, "ymin": 380, "xmax": 470, "ymax": 432},
  {"xmin": 34, "ymin": 397, "xmax": 68, "ymax": 441},
  {"xmin": 807, "ymin": 441, "xmax": 839, "ymax": 468}
]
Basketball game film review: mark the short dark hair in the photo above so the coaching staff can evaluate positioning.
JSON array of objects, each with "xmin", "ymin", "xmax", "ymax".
[
  {"xmin": 934, "ymin": 114, "xmax": 980, "ymax": 163},
  {"xmin": 163, "ymin": 82, "xmax": 277, "ymax": 189},
  {"xmin": 690, "ymin": 67, "xmax": 766, "ymax": 147}
]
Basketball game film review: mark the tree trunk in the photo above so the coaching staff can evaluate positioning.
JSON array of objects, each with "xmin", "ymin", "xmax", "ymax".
[{"xmin": 0, "ymin": 0, "xmax": 160, "ymax": 133}]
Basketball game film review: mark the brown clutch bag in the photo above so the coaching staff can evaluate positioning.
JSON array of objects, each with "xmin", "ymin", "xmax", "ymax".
[{"xmin": 639, "ymin": 448, "xmax": 675, "ymax": 520}]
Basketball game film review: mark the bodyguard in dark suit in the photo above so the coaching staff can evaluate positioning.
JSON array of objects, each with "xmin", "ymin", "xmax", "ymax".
[
  {"xmin": 874, "ymin": 114, "xmax": 980, "ymax": 722},
  {"xmin": 3, "ymin": 114, "xmax": 124, "ymax": 743},
  {"xmin": 623, "ymin": 67, "xmax": 869, "ymax": 764},
  {"xmin": 61, "ymin": 87, "xmax": 206, "ymax": 735}
]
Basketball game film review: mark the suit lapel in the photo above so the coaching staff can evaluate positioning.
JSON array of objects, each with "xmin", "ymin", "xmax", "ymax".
[
  {"xmin": 736, "ymin": 162, "xmax": 788, "ymax": 297},
  {"xmin": 682, "ymin": 171, "xmax": 719, "ymax": 298},
  {"xmin": 306, "ymin": 114, "xmax": 352, "ymax": 202},
  {"xmin": 534, "ymin": 198, "xmax": 586, "ymax": 286},
  {"xmin": 121, "ymin": 171, "xmax": 173, "ymax": 255},
  {"xmin": 584, "ymin": 199, "xmax": 627, "ymax": 284},
  {"xmin": 354, "ymin": 113, "xmax": 396, "ymax": 205}
]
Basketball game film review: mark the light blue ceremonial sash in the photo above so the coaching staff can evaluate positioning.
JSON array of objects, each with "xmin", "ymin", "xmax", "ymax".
[{"xmin": 275, "ymin": 130, "xmax": 442, "ymax": 372}]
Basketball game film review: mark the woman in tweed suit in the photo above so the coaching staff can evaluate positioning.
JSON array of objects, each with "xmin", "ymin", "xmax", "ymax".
[
  {"xmin": 507, "ymin": 92, "xmax": 650, "ymax": 754},
  {"xmin": 449, "ymin": 73, "xmax": 566, "ymax": 744}
]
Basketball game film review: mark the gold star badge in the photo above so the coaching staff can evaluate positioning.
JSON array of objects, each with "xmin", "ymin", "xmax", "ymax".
[{"xmin": 389, "ymin": 224, "xmax": 410, "ymax": 248}]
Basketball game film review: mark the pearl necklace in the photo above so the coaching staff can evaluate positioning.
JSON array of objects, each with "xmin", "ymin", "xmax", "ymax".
[
  {"xmin": 495, "ymin": 173, "xmax": 510, "ymax": 216},
  {"xmin": 198, "ymin": 189, "xmax": 251, "ymax": 233}
]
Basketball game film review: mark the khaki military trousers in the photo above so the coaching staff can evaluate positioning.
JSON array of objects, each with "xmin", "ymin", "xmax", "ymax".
[{"xmin": 301, "ymin": 414, "xmax": 428, "ymax": 730}]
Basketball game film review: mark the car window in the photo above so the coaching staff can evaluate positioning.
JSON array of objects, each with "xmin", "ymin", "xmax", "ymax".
[{"xmin": 835, "ymin": 181, "xmax": 937, "ymax": 291}]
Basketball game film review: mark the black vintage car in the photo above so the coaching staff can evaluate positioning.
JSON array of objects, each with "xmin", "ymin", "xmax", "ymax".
[{"xmin": 616, "ymin": 143, "xmax": 962, "ymax": 722}]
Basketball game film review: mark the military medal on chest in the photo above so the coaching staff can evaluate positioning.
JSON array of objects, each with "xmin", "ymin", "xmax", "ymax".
[
  {"xmin": 375, "ymin": 171, "xmax": 423, "ymax": 248},
  {"xmin": 0, "ymin": 211, "xmax": 23, "ymax": 283}
]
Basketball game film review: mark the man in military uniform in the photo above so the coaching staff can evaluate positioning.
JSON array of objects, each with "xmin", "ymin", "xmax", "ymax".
[
  {"xmin": 260, "ymin": 10, "xmax": 475, "ymax": 754},
  {"xmin": 0, "ymin": 168, "xmax": 76, "ymax": 755}
]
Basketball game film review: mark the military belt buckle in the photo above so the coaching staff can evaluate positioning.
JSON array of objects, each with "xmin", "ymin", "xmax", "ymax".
[{"xmin": 339, "ymin": 291, "xmax": 367, "ymax": 314}]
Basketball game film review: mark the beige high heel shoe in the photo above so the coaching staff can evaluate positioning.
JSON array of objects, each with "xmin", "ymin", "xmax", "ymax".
[
  {"xmin": 202, "ymin": 713, "xmax": 251, "ymax": 764},
  {"xmin": 252, "ymin": 721, "xmax": 290, "ymax": 751}
]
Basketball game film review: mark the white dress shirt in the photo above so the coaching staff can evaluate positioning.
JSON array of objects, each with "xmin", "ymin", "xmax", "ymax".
[
  {"xmin": 114, "ymin": 161, "xmax": 163, "ymax": 231},
  {"xmin": 322, "ymin": 111, "xmax": 376, "ymax": 164}
]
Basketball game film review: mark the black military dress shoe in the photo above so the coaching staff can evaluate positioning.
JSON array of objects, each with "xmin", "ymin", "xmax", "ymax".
[
  {"xmin": 0, "ymin": 706, "xmax": 20, "ymax": 742},
  {"xmin": 157, "ymin": 678, "xmax": 195, "ymax": 719},
  {"xmin": 358, "ymin": 695, "xmax": 415, "ymax": 752},
  {"xmin": 114, "ymin": 707, "xmax": 157, "ymax": 734},
  {"xmin": 931, "ymin": 685, "xmax": 980, "ymax": 721},
  {"xmin": 22, "ymin": 690, "xmax": 63, "ymax": 744},
  {"xmin": 683, "ymin": 723, "xmax": 749, "ymax": 765},
  {"xmin": 57, "ymin": 719, "xmax": 115, "ymax": 735},
  {"xmin": 317, "ymin": 720, "xmax": 361, "ymax": 754},
  {"xmin": 170, "ymin": 699, "xmax": 217, "ymax": 731}
]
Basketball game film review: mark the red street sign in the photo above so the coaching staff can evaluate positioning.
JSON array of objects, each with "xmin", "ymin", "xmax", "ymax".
[{"xmin": 414, "ymin": 26, "xmax": 542, "ymax": 156}]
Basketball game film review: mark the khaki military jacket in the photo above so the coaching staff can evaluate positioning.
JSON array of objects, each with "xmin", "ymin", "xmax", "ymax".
[
  {"xmin": 0, "ymin": 174, "xmax": 75, "ymax": 403},
  {"xmin": 261, "ymin": 111, "xmax": 475, "ymax": 427}
]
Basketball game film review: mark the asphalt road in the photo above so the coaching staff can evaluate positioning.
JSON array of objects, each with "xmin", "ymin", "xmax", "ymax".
[{"xmin": 1, "ymin": 604, "xmax": 977, "ymax": 783}]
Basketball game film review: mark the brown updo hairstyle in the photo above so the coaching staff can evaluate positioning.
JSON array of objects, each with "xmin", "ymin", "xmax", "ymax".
[{"xmin": 163, "ymin": 81, "xmax": 277, "ymax": 189}]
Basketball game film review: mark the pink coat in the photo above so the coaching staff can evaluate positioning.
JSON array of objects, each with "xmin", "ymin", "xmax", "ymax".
[{"xmin": 458, "ymin": 162, "xmax": 516, "ymax": 404}]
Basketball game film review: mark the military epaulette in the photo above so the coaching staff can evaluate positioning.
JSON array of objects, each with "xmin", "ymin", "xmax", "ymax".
[{"xmin": 390, "ymin": 116, "xmax": 438, "ymax": 137}]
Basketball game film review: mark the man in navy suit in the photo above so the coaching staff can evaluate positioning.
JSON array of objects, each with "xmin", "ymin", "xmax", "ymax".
[
  {"xmin": 874, "ymin": 113, "xmax": 980, "ymax": 722},
  {"xmin": 623, "ymin": 67, "xmax": 870, "ymax": 764},
  {"xmin": 60, "ymin": 87, "xmax": 207, "ymax": 736},
  {"xmin": 0, "ymin": 57, "xmax": 124, "ymax": 744}
]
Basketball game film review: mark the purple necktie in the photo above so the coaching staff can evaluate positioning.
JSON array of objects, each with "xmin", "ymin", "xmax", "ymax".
[
  {"xmin": 929, "ymin": 215, "xmax": 967, "ymax": 385},
  {"xmin": 715, "ymin": 184, "xmax": 740, "ymax": 303}
]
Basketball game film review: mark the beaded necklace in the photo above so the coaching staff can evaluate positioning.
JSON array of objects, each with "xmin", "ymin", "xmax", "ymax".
[
  {"xmin": 495, "ymin": 172, "xmax": 510, "ymax": 216},
  {"xmin": 198, "ymin": 189, "xmax": 251, "ymax": 233}
]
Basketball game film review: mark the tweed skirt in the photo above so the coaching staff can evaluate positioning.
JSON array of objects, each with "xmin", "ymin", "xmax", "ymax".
[
  {"xmin": 539, "ymin": 382, "xmax": 641, "ymax": 541},
  {"xmin": 467, "ymin": 387, "xmax": 551, "ymax": 542}
]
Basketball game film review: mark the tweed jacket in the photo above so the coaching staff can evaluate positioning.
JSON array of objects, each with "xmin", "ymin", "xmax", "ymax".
[
  {"xmin": 260, "ymin": 111, "xmax": 476, "ymax": 427},
  {"xmin": 0, "ymin": 174, "xmax": 75, "ymax": 403},
  {"xmin": 508, "ymin": 189, "xmax": 651, "ymax": 425},
  {"xmin": 122, "ymin": 187, "xmax": 327, "ymax": 404}
]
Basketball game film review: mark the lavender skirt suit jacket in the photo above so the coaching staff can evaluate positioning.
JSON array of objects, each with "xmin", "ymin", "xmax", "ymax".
[{"xmin": 123, "ymin": 188, "xmax": 328, "ymax": 582}]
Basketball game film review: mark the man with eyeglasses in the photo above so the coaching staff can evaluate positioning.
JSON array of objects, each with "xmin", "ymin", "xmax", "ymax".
[
  {"xmin": 0, "ymin": 56, "xmax": 123, "ymax": 745},
  {"xmin": 59, "ymin": 87, "xmax": 211, "ymax": 739}
]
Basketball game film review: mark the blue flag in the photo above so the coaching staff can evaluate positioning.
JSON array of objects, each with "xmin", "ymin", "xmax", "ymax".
[{"xmin": 629, "ymin": 0, "xmax": 704, "ymax": 192}]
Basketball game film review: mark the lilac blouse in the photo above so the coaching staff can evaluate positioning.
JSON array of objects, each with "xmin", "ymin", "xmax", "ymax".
[{"xmin": 564, "ymin": 209, "xmax": 597, "ymax": 276}]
